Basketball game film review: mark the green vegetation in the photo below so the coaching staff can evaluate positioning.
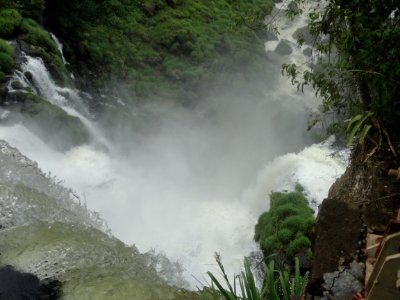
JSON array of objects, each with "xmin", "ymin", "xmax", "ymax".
[
  {"xmin": 283, "ymin": 0, "xmax": 400, "ymax": 155},
  {"xmin": 44, "ymin": 0, "xmax": 273, "ymax": 101},
  {"xmin": 205, "ymin": 254, "xmax": 308, "ymax": 300},
  {"xmin": 0, "ymin": 38, "xmax": 14, "ymax": 81},
  {"xmin": 1, "ymin": 0, "xmax": 274, "ymax": 101},
  {"xmin": 212, "ymin": 189, "xmax": 313, "ymax": 300},
  {"xmin": 254, "ymin": 191, "xmax": 314, "ymax": 264}
]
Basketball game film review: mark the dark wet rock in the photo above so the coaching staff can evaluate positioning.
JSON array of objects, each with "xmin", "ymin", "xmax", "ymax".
[
  {"xmin": 309, "ymin": 197, "xmax": 363, "ymax": 294},
  {"xmin": 24, "ymin": 71, "xmax": 33, "ymax": 83},
  {"xmin": 11, "ymin": 81, "xmax": 24, "ymax": 90},
  {"xmin": 303, "ymin": 47, "xmax": 313, "ymax": 57},
  {"xmin": 0, "ymin": 87, "xmax": 8, "ymax": 102},
  {"xmin": 0, "ymin": 265, "xmax": 61, "ymax": 300},
  {"xmin": 308, "ymin": 143, "xmax": 400, "ymax": 296},
  {"xmin": 5, "ymin": 90, "xmax": 27, "ymax": 104},
  {"xmin": 274, "ymin": 0, "xmax": 283, "ymax": 3},
  {"xmin": 18, "ymin": 40, "xmax": 42, "ymax": 58},
  {"xmin": 275, "ymin": 39, "xmax": 293, "ymax": 55},
  {"xmin": 293, "ymin": 26, "xmax": 316, "ymax": 45}
]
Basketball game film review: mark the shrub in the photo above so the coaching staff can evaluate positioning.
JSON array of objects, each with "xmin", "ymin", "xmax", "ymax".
[
  {"xmin": 0, "ymin": 38, "xmax": 14, "ymax": 80},
  {"xmin": 0, "ymin": 9, "xmax": 22, "ymax": 38},
  {"xmin": 19, "ymin": 18, "xmax": 57, "ymax": 53},
  {"xmin": 254, "ymin": 191, "xmax": 314, "ymax": 263},
  {"xmin": 287, "ymin": 235, "xmax": 311, "ymax": 258}
]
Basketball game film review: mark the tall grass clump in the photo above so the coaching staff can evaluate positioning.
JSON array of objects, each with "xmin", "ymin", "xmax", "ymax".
[{"xmin": 204, "ymin": 253, "xmax": 308, "ymax": 300}]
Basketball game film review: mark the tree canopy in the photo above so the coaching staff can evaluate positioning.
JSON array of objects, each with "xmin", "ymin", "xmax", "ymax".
[{"xmin": 283, "ymin": 0, "xmax": 400, "ymax": 154}]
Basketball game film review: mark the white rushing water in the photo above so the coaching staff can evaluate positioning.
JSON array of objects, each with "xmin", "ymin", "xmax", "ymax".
[{"xmin": 0, "ymin": 5, "xmax": 347, "ymax": 288}]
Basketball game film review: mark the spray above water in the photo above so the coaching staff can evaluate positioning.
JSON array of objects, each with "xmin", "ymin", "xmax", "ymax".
[{"xmin": 0, "ymin": 7, "xmax": 347, "ymax": 290}]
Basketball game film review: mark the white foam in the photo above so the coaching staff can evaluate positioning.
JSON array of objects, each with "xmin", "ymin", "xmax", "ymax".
[{"xmin": 243, "ymin": 136, "xmax": 349, "ymax": 213}]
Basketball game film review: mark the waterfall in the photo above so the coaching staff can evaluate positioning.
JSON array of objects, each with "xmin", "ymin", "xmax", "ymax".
[
  {"xmin": 0, "ymin": 6, "xmax": 347, "ymax": 295},
  {"xmin": 50, "ymin": 33, "xmax": 68, "ymax": 65}
]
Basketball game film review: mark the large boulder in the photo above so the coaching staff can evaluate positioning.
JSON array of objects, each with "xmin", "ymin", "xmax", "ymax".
[{"xmin": 5, "ymin": 91, "xmax": 91, "ymax": 151}]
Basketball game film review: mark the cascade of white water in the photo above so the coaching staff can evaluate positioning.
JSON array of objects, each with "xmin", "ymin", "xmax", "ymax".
[
  {"xmin": 14, "ymin": 54, "xmax": 110, "ymax": 149},
  {"xmin": 20, "ymin": 55, "xmax": 73, "ymax": 107}
]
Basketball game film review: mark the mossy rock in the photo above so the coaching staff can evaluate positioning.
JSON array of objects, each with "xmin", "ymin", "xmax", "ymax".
[
  {"xmin": 11, "ymin": 80, "xmax": 24, "ymax": 90},
  {"xmin": 19, "ymin": 93, "xmax": 91, "ymax": 151}
]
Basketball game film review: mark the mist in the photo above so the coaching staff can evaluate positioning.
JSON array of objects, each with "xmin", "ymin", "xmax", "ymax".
[
  {"xmin": 0, "ymin": 1, "xmax": 345, "ymax": 287},
  {"xmin": 0, "ymin": 66, "xmax": 317, "ymax": 288}
]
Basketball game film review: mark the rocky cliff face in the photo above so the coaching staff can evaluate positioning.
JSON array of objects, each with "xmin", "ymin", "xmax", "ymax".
[{"xmin": 309, "ymin": 142, "xmax": 400, "ymax": 296}]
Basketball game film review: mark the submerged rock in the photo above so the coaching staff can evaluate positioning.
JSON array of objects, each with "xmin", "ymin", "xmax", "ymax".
[{"xmin": 275, "ymin": 39, "xmax": 293, "ymax": 55}]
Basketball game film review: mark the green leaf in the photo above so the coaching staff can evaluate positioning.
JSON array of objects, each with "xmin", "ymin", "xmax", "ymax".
[
  {"xmin": 358, "ymin": 124, "xmax": 372, "ymax": 144},
  {"xmin": 207, "ymin": 272, "xmax": 236, "ymax": 300}
]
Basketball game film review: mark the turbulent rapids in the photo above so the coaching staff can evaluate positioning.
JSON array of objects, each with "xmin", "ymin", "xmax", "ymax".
[{"xmin": 0, "ymin": 1, "xmax": 347, "ymax": 298}]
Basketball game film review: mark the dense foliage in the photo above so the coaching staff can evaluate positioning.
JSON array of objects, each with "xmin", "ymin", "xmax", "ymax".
[
  {"xmin": 0, "ymin": 38, "xmax": 14, "ymax": 81},
  {"xmin": 254, "ymin": 191, "xmax": 314, "ymax": 264},
  {"xmin": 43, "ymin": 0, "xmax": 273, "ymax": 101},
  {"xmin": 283, "ymin": 0, "xmax": 400, "ymax": 154}
]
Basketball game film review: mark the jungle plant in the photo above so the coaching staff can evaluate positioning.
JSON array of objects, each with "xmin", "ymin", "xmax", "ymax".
[
  {"xmin": 204, "ymin": 253, "xmax": 308, "ymax": 300},
  {"xmin": 281, "ymin": 0, "xmax": 400, "ymax": 155}
]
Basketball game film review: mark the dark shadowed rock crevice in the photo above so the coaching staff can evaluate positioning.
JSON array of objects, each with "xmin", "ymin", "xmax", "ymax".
[{"xmin": 0, "ymin": 265, "xmax": 61, "ymax": 300}]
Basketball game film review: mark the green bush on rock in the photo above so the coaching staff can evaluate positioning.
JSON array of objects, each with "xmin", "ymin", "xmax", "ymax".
[
  {"xmin": 255, "ymin": 191, "xmax": 314, "ymax": 264},
  {"xmin": 0, "ymin": 38, "xmax": 14, "ymax": 81},
  {"xmin": 0, "ymin": 9, "xmax": 22, "ymax": 38}
]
